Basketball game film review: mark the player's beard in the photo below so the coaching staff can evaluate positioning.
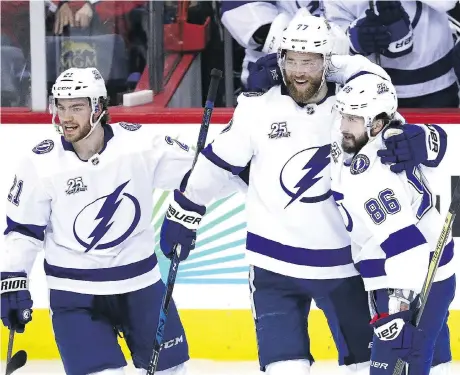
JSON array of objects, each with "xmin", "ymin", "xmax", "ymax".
[
  {"xmin": 341, "ymin": 131, "xmax": 369, "ymax": 154},
  {"xmin": 62, "ymin": 122, "xmax": 92, "ymax": 143},
  {"xmin": 285, "ymin": 73, "xmax": 323, "ymax": 104}
]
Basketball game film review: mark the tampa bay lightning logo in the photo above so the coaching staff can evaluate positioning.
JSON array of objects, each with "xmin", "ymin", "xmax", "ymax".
[
  {"xmin": 73, "ymin": 180, "xmax": 141, "ymax": 252},
  {"xmin": 350, "ymin": 154, "xmax": 370, "ymax": 175},
  {"xmin": 280, "ymin": 144, "xmax": 331, "ymax": 208},
  {"xmin": 32, "ymin": 140, "xmax": 54, "ymax": 154}
]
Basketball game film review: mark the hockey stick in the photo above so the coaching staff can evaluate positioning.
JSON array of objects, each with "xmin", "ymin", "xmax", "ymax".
[
  {"xmin": 146, "ymin": 68, "xmax": 223, "ymax": 375},
  {"xmin": 5, "ymin": 328, "xmax": 27, "ymax": 375},
  {"xmin": 368, "ymin": 0, "xmax": 381, "ymax": 65},
  {"xmin": 392, "ymin": 178, "xmax": 460, "ymax": 375}
]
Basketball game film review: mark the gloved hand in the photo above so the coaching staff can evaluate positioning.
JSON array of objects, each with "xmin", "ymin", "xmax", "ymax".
[
  {"xmin": 376, "ymin": 1, "xmax": 413, "ymax": 58},
  {"xmin": 247, "ymin": 53, "xmax": 281, "ymax": 92},
  {"xmin": 1, "ymin": 272, "xmax": 33, "ymax": 333},
  {"xmin": 160, "ymin": 190, "xmax": 206, "ymax": 261},
  {"xmin": 348, "ymin": 9, "xmax": 391, "ymax": 55},
  {"xmin": 378, "ymin": 123, "xmax": 447, "ymax": 173},
  {"xmin": 371, "ymin": 309, "xmax": 426, "ymax": 363}
]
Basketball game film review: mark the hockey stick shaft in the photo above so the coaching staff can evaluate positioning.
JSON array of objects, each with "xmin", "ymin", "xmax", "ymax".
[
  {"xmin": 6, "ymin": 329, "xmax": 14, "ymax": 363},
  {"xmin": 368, "ymin": 0, "xmax": 381, "ymax": 65},
  {"xmin": 392, "ymin": 178, "xmax": 460, "ymax": 375},
  {"xmin": 146, "ymin": 69, "xmax": 223, "ymax": 375}
]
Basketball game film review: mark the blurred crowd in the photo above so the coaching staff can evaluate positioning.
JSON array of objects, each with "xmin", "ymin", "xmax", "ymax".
[{"xmin": 2, "ymin": 0, "xmax": 460, "ymax": 109}]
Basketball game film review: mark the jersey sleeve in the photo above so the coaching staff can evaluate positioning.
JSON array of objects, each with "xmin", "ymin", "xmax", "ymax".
[
  {"xmin": 346, "ymin": 166, "xmax": 430, "ymax": 292},
  {"xmin": 419, "ymin": 0, "xmax": 457, "ymax": 12},
  {"xmin": 327, "ymin": 55, "xmax": 391, "ymax": 85},
  {"xmin": 221, "ymin": 1, "xmax": 279, "ymax": 50},
  {"xmin": 2, "ymin": 158, "xmax": 51, "ymax": 274},
  {"xmin": 184, "ymin": 95, "xmax": 255, "ymax": 205},
  {"xmin": 324, "ymin": 1, "xmax": 356, "ymax": 31},
  {"xmin": 150, "ymin": 135, "xmax": 194, "ymax": 191},
  {"xmin": 150, "ymin": 134, "xmax": 248, "ymax": 200}
]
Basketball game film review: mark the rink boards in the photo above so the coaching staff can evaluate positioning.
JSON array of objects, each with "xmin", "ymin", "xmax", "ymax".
[{"xmin": 0, "ymin": 122, "xmax": 459, "ymax": 360}]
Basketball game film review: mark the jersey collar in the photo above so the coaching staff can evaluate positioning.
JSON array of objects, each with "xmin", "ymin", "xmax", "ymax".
[
  {"xmin": 61, "ymin": 124, "xmax": 114, "ymax": 161},
  {"xmin": 281, "ymin": 81, "xmax": 336, "ymax": 107}
]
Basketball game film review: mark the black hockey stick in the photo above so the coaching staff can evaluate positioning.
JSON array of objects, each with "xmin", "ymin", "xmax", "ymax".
[
  {"xmin": 368, "ymin": 0, "xmax": 381, "ymax": 65},
  {"xmin": 392, "ymin": 178, "xmax": 460, "ymax": 375},
  {"xmin": 5, "ymin": 328, "xmax": 27, "ymax": 375},
  {"xmin": 146, "ymin": 68, "xmax": 223, "ymax": 375}
]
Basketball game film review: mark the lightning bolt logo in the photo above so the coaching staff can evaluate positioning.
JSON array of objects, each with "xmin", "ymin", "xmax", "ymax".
[
  {"xmin": 85, "ymin": 181, "xmax": 130, "ymax": 252},
  {"xmin": 281, "ymin": 145, "xmax": 331, "ymax": 208}
]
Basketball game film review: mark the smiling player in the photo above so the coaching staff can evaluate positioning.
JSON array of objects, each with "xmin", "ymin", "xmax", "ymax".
[{"xmin": 0, "ymin": 67, "xmax": 244, "ymax": 375}]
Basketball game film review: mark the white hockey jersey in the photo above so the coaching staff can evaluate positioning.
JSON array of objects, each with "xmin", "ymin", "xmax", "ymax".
[
  {"xmin": 330, "ymin": 123, "xmax": 455, "ymax": 292},
  {"xmin": 221, "ymin": 1, "xmax": 325, "ymax": 85},
  {"xmin": 184, "ymin": 55, "xmax": 390, "ymax": 280},
  {"xmin": 324, "ymin": 1, "xmax": 457, "ymax": 98},
  {"xmin": 2, "ymin": 123, "xmax": 244, "ymax": 295}
]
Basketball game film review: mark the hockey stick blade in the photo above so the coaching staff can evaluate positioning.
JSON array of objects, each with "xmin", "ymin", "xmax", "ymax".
[
  {"xmin": 392, "ymin": 178, "xmax": 460, "ymax": 375},
  {"xmin": 146, "ymin": 69, "xmax": 222, "ymax": 375},
  {"xmin": 5, "ymin": 350, "xmax": 27, "ymax": 375}
]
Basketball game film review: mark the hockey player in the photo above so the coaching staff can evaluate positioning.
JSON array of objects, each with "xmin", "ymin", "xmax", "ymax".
[
  {"xmin": 220, "ymin": 1, "xmax": 349, "ymax": 90},
  {"xmin": 160, "ymin": 15, "xmax": 447, "ymax": 375},
  {"xmin": 0, "ymin": 67, "xmax": 244, "ymax": 375},
  {"xmin": 331, "ymin": 73, "xmax": 455, "ymax": 374},
  {"xmin": 324, "ymin": 0, "xmax": 458, "ymax": 108}
]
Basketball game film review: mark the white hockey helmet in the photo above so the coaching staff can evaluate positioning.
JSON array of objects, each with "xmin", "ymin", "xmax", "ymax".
[
  {"xmin": 50, "ymin": 67, "xmax": 107, "ymax": 137},
  {"xmin": 335, "ymin": 74, "xmax": 398, "ymax": 136},
  {"xmin": 277, "ymin": 12, "xmax": 333, "ymax": 86}
]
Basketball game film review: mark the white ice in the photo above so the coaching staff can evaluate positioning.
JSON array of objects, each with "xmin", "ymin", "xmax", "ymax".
[{"xmin": 1, "ymin": 360, "xmax": 460, "ymax": 375}]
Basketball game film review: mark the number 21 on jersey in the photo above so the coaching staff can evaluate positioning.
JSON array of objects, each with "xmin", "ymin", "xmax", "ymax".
[{"xmin": 8, "ymin": 175, "xmax": 23, "ymax": 206}]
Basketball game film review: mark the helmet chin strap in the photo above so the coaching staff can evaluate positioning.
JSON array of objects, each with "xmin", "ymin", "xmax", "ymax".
[{"xmin": 81, "ymin": 109, "xmax": 106, "ymax": 140}]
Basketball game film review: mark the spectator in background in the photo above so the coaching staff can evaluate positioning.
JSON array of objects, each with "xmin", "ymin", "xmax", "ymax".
[{"xmin": 325, "ymin": 1, "xmax": 459, "ymax": 108}]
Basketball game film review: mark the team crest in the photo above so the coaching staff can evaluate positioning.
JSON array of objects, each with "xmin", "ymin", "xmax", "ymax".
[
  {"xmin": 280, "ymin": 144, "xmax": 331, "ymax": 208},
  {"xmin": 119, "ymin": 122, "xmax": 142, "ymax": 131},
  {"xmin": 32, "ymin": 140, "xmax": 54, "ymax": 154},
  {"xmin": 377, "ymin": 83, "xmax": 389, "ymax": 94},
  {"xmin": 350, "ymin": 154, "xmax": 370, "ymax": 175}
]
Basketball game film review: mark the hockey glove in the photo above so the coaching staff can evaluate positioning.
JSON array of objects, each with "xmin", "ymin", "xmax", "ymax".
[
  {"xmin": 378, "ymin": 123, "xmax": 447, "ymax": 173},
  {"xmin": 371, "ymin": 309, "xmax": 426, "ymax": 364},
  {"xmin": 160, "ymin": 190, "xmax": 206, "ymax": 261},
  {"xmin": 376, "ymin": 1, "xmax": 413, "ymax": 58},
  {"xmin": 247, "ymin": 53, "xmax": 281, "ymax": 92},
  {"xmin": 1, "ymin": 272, "xmax": 33, "ymax": 333},
  {"xmin": 348, "ymin": 9, "xmax": 391, "ymax": 55}
]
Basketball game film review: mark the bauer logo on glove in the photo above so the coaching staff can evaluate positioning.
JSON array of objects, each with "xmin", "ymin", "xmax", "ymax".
[
  {"xmin": 166, "ymin": 203, "xmax": 202, "ymax": 228},
  {"xmin": 374, "ymin": 318, "xmax": 405, "ymax": 340}
]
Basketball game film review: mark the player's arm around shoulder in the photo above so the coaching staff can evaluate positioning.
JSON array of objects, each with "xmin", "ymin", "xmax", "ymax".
[
  {"xmin": 344, "ymin": 157, "xmax": 429, "ymax": 293},
  {"xmin": 327, "ymin": 54, "xmax": 391, "ymax": 85}
]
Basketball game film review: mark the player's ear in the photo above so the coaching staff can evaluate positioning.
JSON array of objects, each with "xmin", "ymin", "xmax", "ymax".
[{"xmin": 371, "ymin": 119, "xmax": 385, "ymax": 136}]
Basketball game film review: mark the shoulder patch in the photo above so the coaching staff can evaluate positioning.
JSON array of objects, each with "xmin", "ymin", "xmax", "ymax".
[
  {"xmin": 350, "ymin": 154, "xmax": 370, "ymax": 175},
  {"xmin": 242, "ymin": 91, "xmax": 264, "ymax": 97},
  {"xmin": 119, "ymin": 122, "xmax": 142, "ymax": 131},
  {"xmin": 32, "ymin": 140, "xmax": 54, "ymax": 154}
]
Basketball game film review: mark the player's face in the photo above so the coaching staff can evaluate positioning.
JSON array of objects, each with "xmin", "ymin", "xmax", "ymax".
[
  {"xmin": 284, "ymin": 51, "xmax": 324, "ymax": 103},
  {"xmin": 56, "ymin": 98, "xmax": 92, "ymax": 143},
  {"xmin": 340, "ymin": 113, "xmax": 368, "ymax": 153}
]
